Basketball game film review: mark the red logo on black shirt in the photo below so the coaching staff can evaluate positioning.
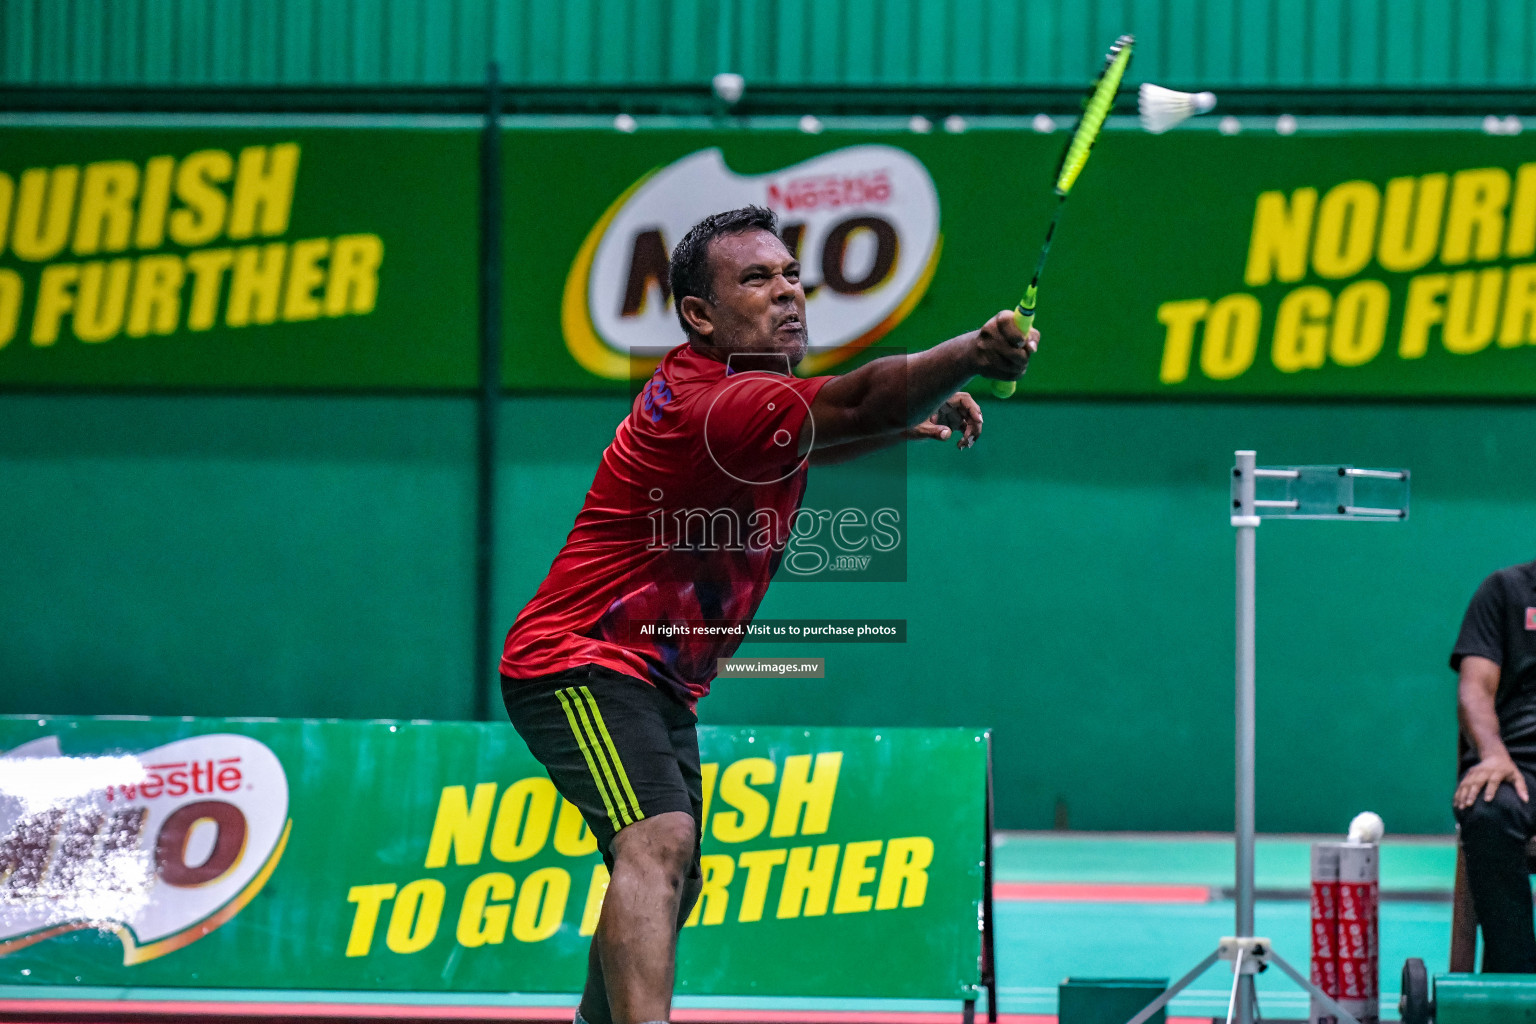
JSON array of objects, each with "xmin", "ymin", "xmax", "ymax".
[{"xmin": 1526, "ymin": 607, "xmax": 1536, "ymax": 630}]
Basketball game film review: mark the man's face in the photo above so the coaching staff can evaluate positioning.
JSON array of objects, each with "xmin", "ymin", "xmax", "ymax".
[{"xmin": 687, "ymin": 229, "xmax": 808, "ymax": 366}]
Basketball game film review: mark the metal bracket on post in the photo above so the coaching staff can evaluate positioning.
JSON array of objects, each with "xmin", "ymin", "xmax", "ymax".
[{"xmin": 1217, "ymin": 936, "xmax": 1272, "ymax": 973}]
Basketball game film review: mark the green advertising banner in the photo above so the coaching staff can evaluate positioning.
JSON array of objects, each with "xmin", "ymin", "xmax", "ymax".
[
  {"xmin": 0, "ymin": 717, "xmax": 987, "ymax": 1000},
  {"xmin": 506, "ymin": 124, "xmax": 1536, "ymax": 398},
  {"xmin": 0, "ymin": 123, "xmax": 478, "ymax": 388}
]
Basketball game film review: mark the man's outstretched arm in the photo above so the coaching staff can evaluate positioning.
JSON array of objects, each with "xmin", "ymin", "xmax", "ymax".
[
  {"xmin": 809, "ymin": 392, "xmax": 984, "ymax": 464},
  {"xmin": 799, "ymin": 310, "xmax": 1037, "ymax": 456}
]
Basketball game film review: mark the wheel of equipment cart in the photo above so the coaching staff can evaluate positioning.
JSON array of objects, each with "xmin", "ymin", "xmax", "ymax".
[{"xmin": 1400, "ymin": 957, "xmax": 1432, "ymax": 1024}]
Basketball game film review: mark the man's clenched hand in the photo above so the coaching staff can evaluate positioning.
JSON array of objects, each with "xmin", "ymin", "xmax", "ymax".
[{"xmin": 973, "ymin": 309, "xmax": 1039, "ymax": 381}]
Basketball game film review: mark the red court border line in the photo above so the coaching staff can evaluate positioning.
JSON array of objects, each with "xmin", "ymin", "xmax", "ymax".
[
  {"xmin": 0, "ymin": 1004, "xmax": 1211, "ymax": 1024},
  {"xmin": 993, "ymin": 882, "xmax": 1212, "ymax": 903}
]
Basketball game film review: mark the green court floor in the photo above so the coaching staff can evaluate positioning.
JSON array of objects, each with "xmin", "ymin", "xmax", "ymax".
[
  {"xmin": 993, "ymin": 832, "xmax": 1459, "ymax": 1020},
  {"xmin": 994, "ymin": 832, "xmax": 1458, "ymax": 892}
]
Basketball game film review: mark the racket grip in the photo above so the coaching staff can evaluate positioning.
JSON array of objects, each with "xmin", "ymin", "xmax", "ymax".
[{"xmin": 990, "ymin": 304, "xmax": 1036, "ymax": 399}]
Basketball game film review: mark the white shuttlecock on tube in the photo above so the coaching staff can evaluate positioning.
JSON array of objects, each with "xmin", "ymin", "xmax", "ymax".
[
  {"xmin": 798, "ymin": 114, "xmax": 824, "ymax": 135},
  {"xmin": 1138, "ymin": 83, "xmax": 1218, "ymax": 134},
  {"xmin": 1348, "ymin": 811, "xmax": 1385, "ymax": 844},
  {"xmin": 908, "ymin": 115, "xmax": 933, "ymax": 134},
  {"xmin": 613, "ymin": 113, "xmax": 638, "ymax": 133}
]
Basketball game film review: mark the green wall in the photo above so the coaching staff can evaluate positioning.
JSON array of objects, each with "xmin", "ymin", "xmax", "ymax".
[
  {"xmin": 5, "ymin": 0, "xmax": 1534, "ymax": 92},
  {"xmin": 497, "ymin": 395, "xmax": 1536, "ymax": 834},
  {"xmin": 0, "ymin": 394, "xmax": 478, "ymax": 719},
  {"xmin": 4, "ymin": 391, "xmax": 1531, "ymax": 831}
]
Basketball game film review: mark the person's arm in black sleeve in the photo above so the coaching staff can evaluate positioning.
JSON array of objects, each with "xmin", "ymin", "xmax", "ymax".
[{"xmin": 1453, "ymin": 575, "xmax": 1528, "ymax": 809}]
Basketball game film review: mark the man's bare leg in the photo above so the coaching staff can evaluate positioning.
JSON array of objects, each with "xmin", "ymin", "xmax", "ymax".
[
  {"xmin": 592, "ymin": 810, "xmax": 697, "ymax": 1024},
  {"xmin": 578, "ymin": 935, "xmax": 612, "ymax": 1024},
  {"xmin": 580, "ymin": 852, "xmax": 701, "ymax": 1024}
]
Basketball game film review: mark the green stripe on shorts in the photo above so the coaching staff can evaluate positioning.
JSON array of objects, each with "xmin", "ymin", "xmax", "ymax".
[
  {"xmin": 555, "ymin": 687, "xmax": 624, "ymax": 831},
  {"xmin": 577, "ymin": 685, "xmax": 645, "ymax": 825}
]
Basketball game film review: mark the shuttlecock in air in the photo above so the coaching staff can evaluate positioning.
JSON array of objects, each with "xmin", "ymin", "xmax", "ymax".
[
  {"xmin": 1348, "ymin": 811, "xmax": 1385, "ymax": 844},
  {"xmin": 1138, "ymin": 83, "xmax": 1218, "ymax": 134}
]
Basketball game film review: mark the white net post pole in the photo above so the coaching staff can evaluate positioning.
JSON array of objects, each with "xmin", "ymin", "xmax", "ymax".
[{"xmin": 1233, "ymin": 449, "xmax": 1259, "ymax": 1024}]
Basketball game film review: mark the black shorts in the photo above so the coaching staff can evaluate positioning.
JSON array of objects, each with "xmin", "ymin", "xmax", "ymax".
[{"xmin": 501, "ymin": 664, "xmax": 703, "ymax": 868}]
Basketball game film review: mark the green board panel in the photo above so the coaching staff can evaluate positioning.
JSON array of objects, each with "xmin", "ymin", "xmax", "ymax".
[
  {"xmin": 0, "ymin": 123, "xmax": 478, "ymax": 389},
  {"xmin": 1435, "ymin": 974, "xmax": 1536, "ymax": 1024},
  {"xmin": 0, "ymin": 717, "xmax": 987, "ymax": 1000},
  {"xmin": 504, "ymin": 124, "xmax": 1536, "ymax": 399}
]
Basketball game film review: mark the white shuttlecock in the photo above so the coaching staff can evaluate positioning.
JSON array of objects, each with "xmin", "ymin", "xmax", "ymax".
[
  {"xmin": 908, "ymin": 115, "xmax": 933, "ymax": 134},
  {"xmin": 613, "ymin": 113, "xmax": 638, "ymax": 133},
  {"xmin": 1138, "ymin": 84, "xmax": 1218, "ymax": 134},
  {"xmin": 943, "ymin": 114, "xmax": 968, "ymax": 134},
  {"xmin": 798, "ymin": 114, "xmax": 824, "ymax": 135},
  {"xmin": 1275, "ymin": 114, "xmax": 1298, "ymax": 136},
  {"xmin": 1032, "ymin": 113, "xmax": 1057, "ymax": 134},
  {"xmin": 712, "ymin": 72, "xmax": 746, "ymax": 106},
  {"xmin": 1348, "ymin": 811, "xmax": 1385, "ymax": 844}
]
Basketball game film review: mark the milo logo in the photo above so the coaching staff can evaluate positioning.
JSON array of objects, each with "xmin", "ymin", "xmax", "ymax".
[
  {"xmin": 563, "ymin": 145, "xmax": 942, "ymax": 379},
  {"xmin": 0, "ymin": 732, "xmax": 290, "ymax": 964}
]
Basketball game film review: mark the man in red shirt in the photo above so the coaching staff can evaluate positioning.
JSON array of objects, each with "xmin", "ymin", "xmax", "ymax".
[{"xmin": 502, "ymin": 206, "xmax": 1035, "ymax": 1024}]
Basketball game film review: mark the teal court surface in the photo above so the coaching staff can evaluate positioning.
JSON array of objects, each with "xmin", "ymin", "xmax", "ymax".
[
  {"xmin": 989, "ymin": 832, "xmax": 1457, "ymax": 1021},
  {"xmin": 0, "ymin": 832, "xmax": 1460, "ymax": 1024}
]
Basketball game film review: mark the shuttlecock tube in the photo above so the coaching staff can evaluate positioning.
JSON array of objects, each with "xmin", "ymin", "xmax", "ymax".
[
  {"xmin": 1337, "ymin": 842, "xmax": 1379, "ymax": 1024},
  {"xmin": 1310, "ymin": 842, "xmax": 1342, "ymax": 1024},
  {"xmin": 1138, "ymin": 83, "xmax": 1219, "ymax": 134}
]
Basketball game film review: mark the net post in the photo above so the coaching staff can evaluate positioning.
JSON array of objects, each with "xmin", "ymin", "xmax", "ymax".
[
  {"xmin": 1233, "ymin": 450, "xmax": 1257, "ymax": 1024},
  {"xmin": 982, "ymin": 731, "xmax": 997, "ymax": 1022}
]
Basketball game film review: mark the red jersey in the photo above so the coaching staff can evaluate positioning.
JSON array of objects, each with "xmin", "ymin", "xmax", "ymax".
[{"xmin": 502, "ymin": 343, "xmax": 833, "ymax": 706}]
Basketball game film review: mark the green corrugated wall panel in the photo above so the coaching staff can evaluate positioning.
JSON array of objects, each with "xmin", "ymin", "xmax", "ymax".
[
  {"xmin": 1273, "ymin": 2, "xmax": 1306, "ymax": 86},
  {"xmin": 1344, "ymin": 0, "xmax": 1379, "ymax": 86},
  {"xmin": 1165, "ymin": 0, "xmax": 1199, "ymax": 85},
  {"xmin": 947, "ymin": 0, "xmax": 978, "ymax": 86},
  {"xmin": 1202, "ymin": 0, "xmax": 1236, "ymax": 85},
  {"xmin": 1457, "ymin": 0, "xmax": 1489, "ymax": 85},
  {"xmin": 1128, "ymin": 0, "xmax": 1160, "ymax": 83},
  {"xmin": 1235, "ymin": 0, "xmax": 1269, "ymax": 86},
  {"xmin": 1493, "ymin": 0, "xmax": 1527, "ymax": 84},
  {"xmin": 1095, "ymin": 0, "xmax": 1127, "ymax": 70},
  {"xmin": 1421, "ymin": 0, "xmax": 1452, "ymax": 83},
  {"xmin": 1051, "ymin": 0, "xmax": 1086, "ymax": 85},
  {"xmin": 2, "ymin": 1, "xmax": 1536, "ymax": 92},
  {"xmin": 1020, "ymin": 0, "xmax": 1056, "ymax": 87},
  {"xmin": 1312, "ymin": 0, "xmax": 1342, "ymax": 84},
  {"xmin": 1383, "ymin": 0, "xmax": 1416, "ymax": 85}
]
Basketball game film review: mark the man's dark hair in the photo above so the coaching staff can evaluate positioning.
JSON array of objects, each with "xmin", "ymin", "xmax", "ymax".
[{"xmin": 668, "ymin": 205, "xmax": 780, "ymax": 337}]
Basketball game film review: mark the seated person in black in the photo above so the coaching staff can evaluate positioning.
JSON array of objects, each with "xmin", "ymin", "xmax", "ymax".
[{"xmin": 1453, "ymin": 557, "xmax": 1536, "ymax": 972}]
